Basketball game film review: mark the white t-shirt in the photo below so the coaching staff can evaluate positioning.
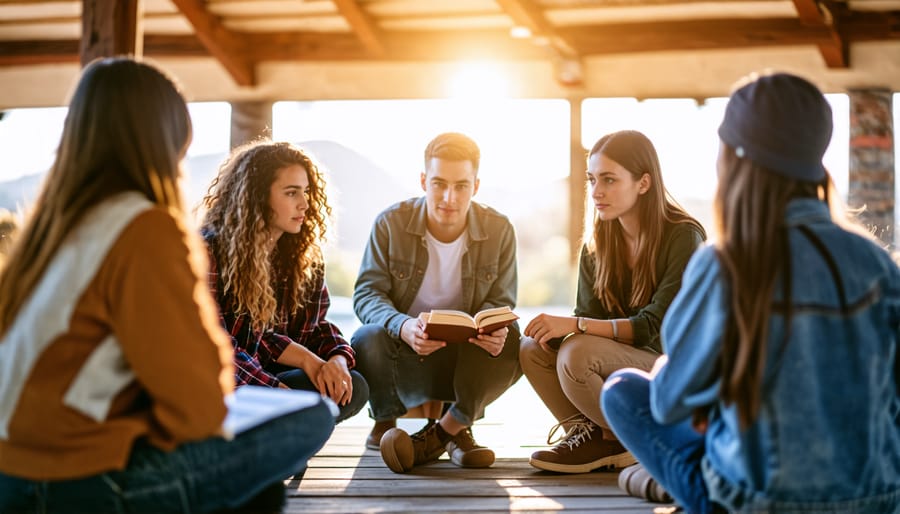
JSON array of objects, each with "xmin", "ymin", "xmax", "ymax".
[{"xmin": 406, "ymin": 230, "xmax": 466, "ymax": 317}]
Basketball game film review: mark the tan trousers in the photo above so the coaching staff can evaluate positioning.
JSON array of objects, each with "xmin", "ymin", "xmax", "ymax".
[{"xmin": 520, "ymin": 334, "xmax": 658, "ymax": 438}]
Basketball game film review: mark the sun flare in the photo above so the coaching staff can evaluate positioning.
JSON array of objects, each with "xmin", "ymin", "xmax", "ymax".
[{"xmin": 447, "ymin": 61, "xmax": 511, "ymax": 100}]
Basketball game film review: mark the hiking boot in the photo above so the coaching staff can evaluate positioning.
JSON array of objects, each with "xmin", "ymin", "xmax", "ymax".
[
  {"xmin": 618, "ymin": 463, "xmax": 673, "ymax": 503},
  {"xmin": 365, "ymin": 419, "xmax": 396, "ymax": 450},
  {"xmin": 446, "ymin": 427, "xmax": 495, "ymax": 468},
  {"xmin": 379, "ymin": 420, "xmax": 450, "ymax": 473},
  {"xmin": 529, "ymin": 414, "xmax": 637, "ymax": 473}
]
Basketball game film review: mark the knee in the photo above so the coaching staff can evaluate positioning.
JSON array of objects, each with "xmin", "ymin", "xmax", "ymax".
[
  {"xmin": 350, "ymin": 324, "xmax": 395, "ymax": 362},
  {"xmin": 556, "ymin": 336, "xmax": 595, "ymax": 378},
  {"xmin": 349, "ymin": 370, "xmax": 370, "ymax": 405},
  {"xmin": 519, "ymin": 336, "xmax": 551, "ymax": 372},
  {"xmin": 284, "ymin": 397, "xmax": 336, "ymax": 442},
  {"xmin": 600, "ymin": 369, "xmax": 650, "ymax": 418},
  {"xmin": 351, "ymin": 324, "xmax": 390, "ymax": 349}
]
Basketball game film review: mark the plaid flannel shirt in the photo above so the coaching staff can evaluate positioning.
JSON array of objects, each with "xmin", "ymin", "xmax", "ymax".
[{"xmin": 204, "ymin": 233, "xmax": 355, "ymax": 388}]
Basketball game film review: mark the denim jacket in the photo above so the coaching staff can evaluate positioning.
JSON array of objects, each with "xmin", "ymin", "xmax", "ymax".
[
  {"xmin": 353, "ymin": 196, "xmax": 517, "ymax": 339},
  {"xmin": 652, "ymin": 199, "xmax": 900, "ymax": 513}
]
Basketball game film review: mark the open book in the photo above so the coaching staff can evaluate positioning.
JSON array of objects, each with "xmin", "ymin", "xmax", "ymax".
[
  {"xmin": 423, "ymin": 306, "xmax": 519, "ymax": 344},
  {"xmin": 221, "ymin": 385, "xmax": 337, "ymax": 440}
]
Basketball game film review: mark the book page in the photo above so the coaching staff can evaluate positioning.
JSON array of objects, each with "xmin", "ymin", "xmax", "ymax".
[
  {"xmin": 473, "ymin": 306, "xmax": 515, "ymax": 326},
  {"xmin": 428, "ymin": 310, "xmax": 477, "ymax": 328},
  {"xmin": 221, "ymin": 386, "xmax": 330, "ymax": 440}
]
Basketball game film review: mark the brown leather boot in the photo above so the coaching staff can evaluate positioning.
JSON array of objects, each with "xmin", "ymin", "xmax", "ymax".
[
  {"xmin": 446, "ymin": 427, "xmax": 495, "ymax": 468},
  {"xmin": 365, "ymin": 419, "xmax": 397, "ymax": 450}
]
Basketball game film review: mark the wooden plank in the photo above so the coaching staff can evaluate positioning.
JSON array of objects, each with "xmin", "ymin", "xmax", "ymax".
[
  {"xmin": 295, "ymin": 481, "xmax": 630, "ymax": 497},
  {"xmin": 791, "ymin": 0, "xmax": 847, "ymax": 68},
  {"xmin": 168, "ymin": 0, "xmax": 256, "ymax": 85},
  {"xmin": 80, "ymin": 0, "xmax": 141, "ymax": 65},
  {"xmin": 269, "ymin": 380, "xmax": 658, "ymax": 513},
  {"xmin": 284, "ymin": 495, "xmax": 659, "ymax": 513},
  {"xmin": 564, "ymin": 17, "xmax": 835, "ymax": 54},
  {"xmin": 298, "ymin": 467, "xmax": 625, "ymax": 481}
]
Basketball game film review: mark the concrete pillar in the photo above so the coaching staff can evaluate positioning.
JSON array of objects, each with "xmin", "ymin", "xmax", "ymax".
[
  {"xmin": 848, "ymin": 88, "xmax": 895, "ymax": 247},
  {"xmin": 230, "ymin": 100, "xmax": 273, "ymax": 149}
]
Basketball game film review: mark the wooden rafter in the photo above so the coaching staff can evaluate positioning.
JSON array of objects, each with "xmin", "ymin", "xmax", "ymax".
[
  {"xmin": 792, "ymin": 0, "xmax": 847, "ymax": 67},
  {"xmin": 331, "ymin": 0, "xmax": 385, "ymax": 57},
  {"xmin": 168, "ymin": 0, "xmax": 255, "ymax": 86},
  {"xmin": 494, "ymin": 0, "xmax": 578, "ymax": 57}
]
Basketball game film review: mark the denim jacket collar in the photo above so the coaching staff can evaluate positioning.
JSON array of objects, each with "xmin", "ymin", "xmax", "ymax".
[
  {"xmin": 783, "ymin": 197, "xmax": 830, "ymax": 228},
  {"xmin": 404, "ymin": 196, "xmax": 489, "ymax": 243}
]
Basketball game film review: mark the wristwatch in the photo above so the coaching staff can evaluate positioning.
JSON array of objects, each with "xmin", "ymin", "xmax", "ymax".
[{"xmin": 577, "ymin": 316, "xmax": 587, "ymax": 334}]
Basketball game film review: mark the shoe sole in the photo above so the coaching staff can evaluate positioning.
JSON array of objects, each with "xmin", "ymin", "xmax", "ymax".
[
  {"xmin": 451, "ymin": 448, "xmax": 495, "ymax": 468},
  {"xmin": 529, "ymin": 450, "xmax": 637, "ymax": 474},
  {"xmin": 380, "ymin": 428, "xmax": 415, "ymax": 474}
]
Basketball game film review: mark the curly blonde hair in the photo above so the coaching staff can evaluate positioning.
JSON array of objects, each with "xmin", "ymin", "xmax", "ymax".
[{"xmin": 201, "ymin": 141, "xmax": 331, "ymax": 331}]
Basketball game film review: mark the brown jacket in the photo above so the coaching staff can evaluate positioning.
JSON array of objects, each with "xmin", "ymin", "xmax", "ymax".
[{"xmin": 0, "ymin": 193, "xmax": 234, "ymax": 480}]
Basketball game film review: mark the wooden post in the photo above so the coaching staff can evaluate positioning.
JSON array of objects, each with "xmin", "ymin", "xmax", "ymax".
[
  {"xmin": 80, "ymin": 0, "xmax": 142, "ymax": 66},
  {"xmin": 568, "ymin": 97, "xmax": 586, "ymax": 265},
  {"xmin": 230, "ymin": 101, "xmax": 273, "ymax": 149},
  {"xmin": 848, "ymin": 88, "xmax": 895, "ymax": 248}
]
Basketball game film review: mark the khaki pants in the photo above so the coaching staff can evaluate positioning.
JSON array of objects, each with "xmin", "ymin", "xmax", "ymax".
[{"xmin": 520, "ymin": 334, "xmax": 658, "ymax": 437}]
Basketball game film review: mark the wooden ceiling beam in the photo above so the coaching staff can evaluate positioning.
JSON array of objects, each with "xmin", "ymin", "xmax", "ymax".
[
  {"xmin": 838, "ymin": 9, "xmax": 900, "ymax": 40},
  {"xmin": 168, "ymin": 0, "xmax": 255, "ymax": 86},
  {"xmin": 331, "ymin": 0, "xmax": 386, "ymax": 57},
  {"xmin": 494, "ymin": 0, "xmax": 578, "ymax": 57},
  {"xmin": 0, "ymin": 40, "xmax": 79, "ymax": 66},
  {"xmin": 565, "ymin": 17, "xmax": 838, "ymax": 54},
  {"xmin": 165, "ymin": 17, "xmax": 900, "ymax": 60},
  {"xmin": 3, "ymin": 13, "xmax": 899, "ymax": 67},
  {"xmin": 0, "ymin": 35, "xmax": 209, "ymax": 66},
  {"xmin": 791, "ymin": 0, "xmax": 847, "ymax": 67}
]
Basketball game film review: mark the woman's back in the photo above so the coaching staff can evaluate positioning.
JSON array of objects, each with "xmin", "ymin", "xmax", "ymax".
[{"xmin": 706, "ymin": 198, "xmax": 900, "ymax": 510}]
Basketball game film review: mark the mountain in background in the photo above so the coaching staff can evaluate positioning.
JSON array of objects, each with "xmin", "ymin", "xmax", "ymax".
[
  {"xmin": 0, "ymin": 173, "xmax": 43, "ymax": 212},
  {"xmin": 0, "ymin": 140, "xmax": 420, "ymax": 254}
]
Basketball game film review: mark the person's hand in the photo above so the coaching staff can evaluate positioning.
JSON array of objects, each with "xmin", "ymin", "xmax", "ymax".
[
  {"xmin": 524, "ymin": 314, "xmax": 577, "ymax": 351},
  {"xmin": 314, "ymin": 356, "xmax": 352, "ymax": 406},
  {"xmin": 692, "ymin": 407, "xmax": 710, "ymax": 435},
  {"xmin": 470, "ymin": 325, "xmax": 508, "ymax": 357},
  {"xmin": 401, "ymin": 315, "xmax": 447, "ymax": 356}
]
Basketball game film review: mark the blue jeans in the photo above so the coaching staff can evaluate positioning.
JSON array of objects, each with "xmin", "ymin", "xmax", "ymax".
[
  {"xmin": 0, "ymin": 399, "xmax": 334, "ymax": 514},
  {"xmin": 276, "ymin": 368, "xmax": 369, "ymax": 423},
  {"xmin": 351, "ymin": 323, "xmax": 522, "ymax": 426},
  {"xmin": 601, "ymin": 368, "xmax": 723, "ymax": 514}
]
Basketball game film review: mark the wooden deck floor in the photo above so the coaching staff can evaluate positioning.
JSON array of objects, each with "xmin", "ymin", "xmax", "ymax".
[{"xmin": 284, "ymin": 380, "xmax": 677, "ymax": 513}]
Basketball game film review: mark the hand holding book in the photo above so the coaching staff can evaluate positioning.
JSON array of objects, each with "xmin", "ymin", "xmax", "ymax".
[{"xmin": 422, "ymin": 306, "xmax": 519, "ymax": 345}]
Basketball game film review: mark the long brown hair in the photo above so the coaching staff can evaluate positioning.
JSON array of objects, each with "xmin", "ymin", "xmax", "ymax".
[
  {"xmin": 0, "ymin": 57, "xmax": 191, "ymax": 335},
  {"xmin": 201, "ymin": 141, "xmax": 331, "ymax": 331},
  {"xmin": 586, "ymin": 130, "xmax": 705, "ymax": 315},
  {"xmin": 712, "ymin": 145, "xmax": 861, "ymax": 428}
]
